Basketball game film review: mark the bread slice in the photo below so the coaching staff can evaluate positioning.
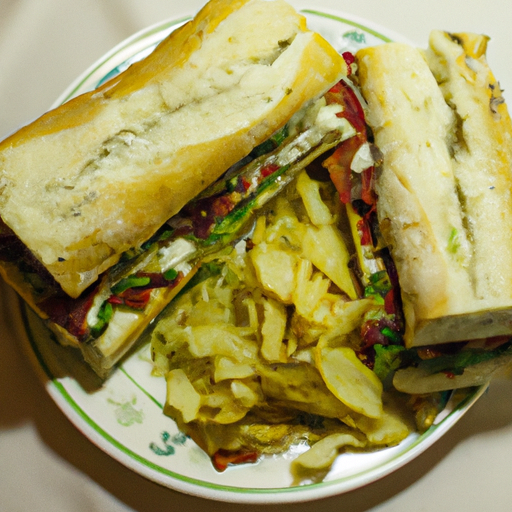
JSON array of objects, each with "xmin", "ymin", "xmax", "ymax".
[
  {"xmin": 0, "ymin": 0, "xmax": 345, "ymax": 298},
  {"xmin": 356, "ymin": 31, "xmax": 512, "ymax": 348}
]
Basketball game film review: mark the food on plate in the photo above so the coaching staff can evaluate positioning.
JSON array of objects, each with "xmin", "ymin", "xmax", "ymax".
[
  {"xmin": 356, "ymin": 31, "xmax": 512, "ymax": 394},
  {"xmin": 150, "ymin": 29, "xmax": 512, "ymax": 474},
  {"xmin": 0, "ymin": 0, "xmax": 349, "ymax": 376},
  {"xmin": 2, "ymin": 0, "xmax": 511, "ymax": 479},
  {"xmin": 150, "ymin": 168, "xmax": 416, "ymax": 475}
]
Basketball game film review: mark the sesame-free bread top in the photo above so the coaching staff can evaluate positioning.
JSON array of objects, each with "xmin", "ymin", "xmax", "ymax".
[
  {"xmin": 0, "ymin": 0, "xmax": 346, "ymax": 298},
  {"xmin": 356, "ymin": 31, "xmax": 512, "ymax": 347}
]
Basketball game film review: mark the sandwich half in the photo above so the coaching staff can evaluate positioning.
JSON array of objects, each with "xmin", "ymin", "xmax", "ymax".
[
  {"xmin": 356, "ymin": 31, "xmax": 512, "ymax": 392},
  {"xmin": 0, "ymin": 0, "xmax": 352, "ymax": 376}
]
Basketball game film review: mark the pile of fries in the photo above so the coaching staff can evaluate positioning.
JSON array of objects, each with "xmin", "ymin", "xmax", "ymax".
[{"xmin": 150, "ymin": 170, "xmax": 433, "ymax": 478}]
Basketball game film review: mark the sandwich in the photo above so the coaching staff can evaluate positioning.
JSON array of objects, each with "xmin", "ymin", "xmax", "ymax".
[
  {"xmin": 356, "ymin": 31, "xmax": 512, "ymax": 394},
  {"xmin": 0, "ymin": 0, "xmax": 355, "ymax": 377}
]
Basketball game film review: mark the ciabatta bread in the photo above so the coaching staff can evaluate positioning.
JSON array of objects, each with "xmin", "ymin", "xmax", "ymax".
[
  {"xmin": 356, "ymin": 31, "xmax": 512, "ymax": 348},
  {"xmin": 0, "ymin": 0, "xmax": 345, "ymax": 298}
]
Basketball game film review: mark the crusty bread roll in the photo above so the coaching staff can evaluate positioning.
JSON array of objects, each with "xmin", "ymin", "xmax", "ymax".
[
  {"xmin": 357, "ymin": 31, "xmax": 512, "ymax": 348},
  {"xmin": 0, "ymin": 0, "xmax": 345, "ymax": 298}
]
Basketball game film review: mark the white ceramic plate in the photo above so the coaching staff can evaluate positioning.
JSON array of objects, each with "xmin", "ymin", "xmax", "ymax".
[{"xmin": 15, "ymin": 4, "xmax": 486, "ymax": 505}]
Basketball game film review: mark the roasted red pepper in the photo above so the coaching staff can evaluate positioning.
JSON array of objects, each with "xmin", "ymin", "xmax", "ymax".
[
  {"xmin": 38, "ymin": 284, "xmax": 99, "ymax": 340},
  {"xmin": 212, "ymin": 449, "xmax": 259, "ymax": 472},
  {"xmin": 324, "ymin": 79, "xmax": 366, "ymax": 133},
  {"xmin": 108, "ymin": 271, "xmax": 184, "ymax": 310},
  {"xmin": 322, "ymin": 78, "xmax": 374, "ymax": 205}
]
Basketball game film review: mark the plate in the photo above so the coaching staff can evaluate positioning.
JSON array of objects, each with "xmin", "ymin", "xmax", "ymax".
[{"xmin": 14, "ymin": 4, "xmax": 486, "ymax": 505}]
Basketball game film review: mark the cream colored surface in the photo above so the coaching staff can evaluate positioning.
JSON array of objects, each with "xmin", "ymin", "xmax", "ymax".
[{"xmin": 2, "ymin": 1, "xmax": 512, "ymax": 511}]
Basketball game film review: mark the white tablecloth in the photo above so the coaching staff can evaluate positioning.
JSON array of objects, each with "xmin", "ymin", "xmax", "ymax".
[{"xmin": 2, "ymin": 1, "xmax": 512, "ymax": 510}]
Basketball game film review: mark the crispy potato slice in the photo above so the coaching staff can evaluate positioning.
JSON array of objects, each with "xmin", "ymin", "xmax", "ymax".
[
  {"xmin": 261, "ymin": 297, "xmax": 288, "ymax": 362},
  {"xmin": 250, "ymin": 243, "xmax": 299, "ymax": 303},
  {"xmin": 258, "ymin": 362, "xmax": 353, "ymax": 419},
  {"xmin": 302, "ymin": 224, "xmax": 357, "ymax": 299},
  {"xmin": 292, "ymin": 431, "xmax": 366, "ymax": 471},
  {"xmin": 316, "ymin": 346, "xmax": 383, "ymax": 419},
  {"xmin": 200, "ymin": 390, "xmax": 250, "ymax": 424},
  {"xmin": 319, "ymin": 298, "xmax": 377, "ymax": 341},
  {"xmin": 214, "ymin": 356, "xmax": 255, "ymax": 382},
  {"xmin": 166, "ymin": 369, "xmax": 202, "ymax": 423},
  {"xmin": 296, "ymin": 170, "xmax": 334, "ymax": 226},
  {"xmin": 354, "ymin": 397, "xmax": 413, "ymax": 445},
  {"xmin": 230, "ymin": 380, "xmax": 260, "ymax": 408},
  {"xmin": 292, "ymin": 258, "xmax": 331, "ymax": 318},
  {"xmin": 187, "ymin": 325, "xmax": 258, "ymax": 360}
]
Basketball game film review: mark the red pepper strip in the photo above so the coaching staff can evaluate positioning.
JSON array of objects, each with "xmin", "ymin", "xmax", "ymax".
[
  {"xmin": 384, "ymin": 288, "xmax": 396, "ymax": 315},
  {"xmin": 212, "ymin": 449, "xmax": 259, "ymax": 472},
  {"xmin": 38, "ymin": 284, "xmax": 99, "ymax": 340},
  {"xmin": 342, "ymin": 51, "xmax": 356, "ymax": 75},
  {"xmin": 357, "ymin": 217, "xmax": 372, "ymax": 246},
  {"xmin": 324, "ymin": 80, "xmax": 366, "ymax": 133},
  {"xmin": 260, "ymin": 162, "xmax": 280, "ymax": 178},
  {"xmin": 108, "ymin": 271, "xmax": 185, "ymax": 310},
  {"xmin": 240, "ymin": 176, "xmax": 251, "ymax": 191},
  {"xmin": 323, "ymin": 134, "xmax": 365, "ymax": 203},
  {"xmin": 109, "ymin": 288, "xmax": 153, "ymax": 310},
  {"xmin": 361, "ymin": 166, "xmax": 377, "ymax": 207}
]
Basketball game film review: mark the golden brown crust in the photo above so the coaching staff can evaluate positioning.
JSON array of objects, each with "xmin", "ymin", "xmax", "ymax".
[{"xmin": 0, "ymin": 0, "xmax": 345, "ymax": 298}]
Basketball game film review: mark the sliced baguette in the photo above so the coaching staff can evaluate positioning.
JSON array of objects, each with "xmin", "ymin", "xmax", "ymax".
[{"xmin": 356, "ymin": 32, "xmax": 512, "ymax": 348}]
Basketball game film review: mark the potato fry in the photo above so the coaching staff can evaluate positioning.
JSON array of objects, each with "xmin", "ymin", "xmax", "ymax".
[
  {"xmin": 166, "ymin": 369, "xmax": 202, "ymax": 423},
  {"xmin": 260, "ymin": 297, "xmax": 288, "ymax": 362},
  {"xmin": 296, "ymin": 170, "xmax": 334, "ymax": 226},
  {"xmin": 316, "ymin": 346, "xmax": 383, "ymax": 419}
]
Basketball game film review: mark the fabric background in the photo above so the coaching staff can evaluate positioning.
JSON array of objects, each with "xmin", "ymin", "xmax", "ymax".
[{"xmin": 1, "ymin": 1, "xmax": 512, "ymax": 511}]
